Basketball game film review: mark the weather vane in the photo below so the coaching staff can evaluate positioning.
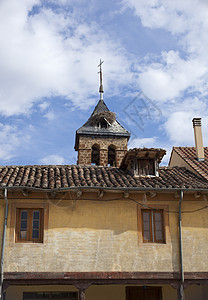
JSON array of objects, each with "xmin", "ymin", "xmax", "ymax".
[{"xmin": 97, "ymin": 59, "xmax": 104, "ymax": 100}]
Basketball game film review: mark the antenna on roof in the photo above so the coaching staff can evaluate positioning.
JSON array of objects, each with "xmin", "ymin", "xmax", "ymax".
[{"xmin": 97, "ymin": 59, "xmax": 104, "ymax": 100}]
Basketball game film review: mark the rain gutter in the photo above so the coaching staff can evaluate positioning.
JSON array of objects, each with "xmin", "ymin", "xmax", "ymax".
[
  {"xmin": 0, "ymin": 189, "xmax": 8, "ymax": 300},
  {"xmin": 178, "ymin": 190, "xmax": 184, "ymax": 300},
  {"xmin": 0, "ymin": 186, "xmax": 208, "ymax": 193}
]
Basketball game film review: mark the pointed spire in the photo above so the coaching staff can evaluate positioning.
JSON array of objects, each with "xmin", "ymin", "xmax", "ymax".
[{"xmin": 97, "ymin": 59, "xmax": 104, "ymax": 100}]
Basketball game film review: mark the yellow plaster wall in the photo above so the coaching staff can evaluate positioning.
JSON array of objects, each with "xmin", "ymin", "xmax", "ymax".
[
  {"xmin": 5, "ymin": 284, "xmax": 178, "ymax": 300},
  {"xmin": 6, "ymin": 284, "xmax": 208, "ymax": 300},
  {"xmin": 3, "ymin": 191, "xmax": 208, "ymax": 273},
  {"xmin": 169, "ymin": 150, "xmax": 199, "ymax": 176},
  {"xmin": 181, "ymin": 200, "xmax": 208, "ymax": 272}
]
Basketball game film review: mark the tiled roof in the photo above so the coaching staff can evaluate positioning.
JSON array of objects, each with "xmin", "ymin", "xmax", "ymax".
[
  {"xmin": 0, "ymin": 165, "xmax": 207, "ymax": 190},
  {"xmin": 172, "ymin": 147, "xmax": 208, "ymax": 180}
]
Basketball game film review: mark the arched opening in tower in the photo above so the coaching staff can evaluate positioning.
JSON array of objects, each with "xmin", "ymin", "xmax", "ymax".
[
  {"xmin": 91, "ymin": 145, "xmax": 100, "ymax": 165},
  {"xmin": 108, "ymin": 146, "xmax": 116, "ymax": 167}
]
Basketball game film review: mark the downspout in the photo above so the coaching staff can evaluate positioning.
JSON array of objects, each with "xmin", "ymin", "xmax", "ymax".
[
  {"xmin": 0, "ymin": 189, "xmax": 8, "ymax": 300},
  {"xmin": 179, "ymin": 190, "xmax": 184, "ymax": 300}
]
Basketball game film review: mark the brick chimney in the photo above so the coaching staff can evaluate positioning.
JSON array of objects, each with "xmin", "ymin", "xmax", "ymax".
[{"xmin": 192, "ymin": 118, "xmax": 204, "ymax": 161}]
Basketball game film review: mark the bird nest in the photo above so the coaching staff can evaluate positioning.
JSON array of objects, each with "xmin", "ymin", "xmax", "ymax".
[{"xmin": 90, "ymin": 111, "xmax": 116, "ymax": 125}]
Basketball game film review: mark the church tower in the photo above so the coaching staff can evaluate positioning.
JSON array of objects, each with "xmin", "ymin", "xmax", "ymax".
[{"xmin": 74, "ymin": 60, "xmax": 130, "ymax": 167}]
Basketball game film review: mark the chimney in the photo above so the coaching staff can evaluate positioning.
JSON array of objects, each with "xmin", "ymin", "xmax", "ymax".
[{"xmin": 192, "ymin": 118, "xmax": 204, "ymax": 161}]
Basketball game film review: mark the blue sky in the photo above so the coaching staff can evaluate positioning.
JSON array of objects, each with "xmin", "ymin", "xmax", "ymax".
[{"xmin": 1, "ymin": 0, "xmax": 208, "ymax": 165}]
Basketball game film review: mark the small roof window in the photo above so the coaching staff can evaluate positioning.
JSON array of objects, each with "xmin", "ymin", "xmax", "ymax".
[{"xmin": 136, "ymin": 159, "xmax": 155, "ymax": 176}]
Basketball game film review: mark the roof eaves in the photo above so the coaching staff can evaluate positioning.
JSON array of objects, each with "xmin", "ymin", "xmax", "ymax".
[{"xmin": 1, "ymin": 185, "xmax": 208, "ymax": 193}]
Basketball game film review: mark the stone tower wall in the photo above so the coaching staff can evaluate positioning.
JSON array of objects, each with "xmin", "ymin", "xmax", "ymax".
[{"xmin": 77, "ymin": 136, "xmax": 128, "ymax": 167}]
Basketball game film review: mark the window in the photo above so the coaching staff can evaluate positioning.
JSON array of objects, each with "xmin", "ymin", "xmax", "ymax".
[
  {"xmin": 96, "ymin": 118, "xmax": 109, "ymax": 128},
  {"xmin": 16, "ymin": 208, "xmax": 43, "ymax": 243},
  {"xmin": 91, "ymin": 144, "xmax": 100, "ymax": 165},
  {"xmin": 142, "ymin": 209, "xmax": 164, "ymax": 243},
  {"xmin": 137, "ymin": 159, "xmax": 155, "ymax": 176},
  {"xmin": 108, "ymin": 146, "xmax": 116, "ymax": 166},
  {"xmin": 23, "ymin": 292, "xmax": 78, "ymax": 300}
]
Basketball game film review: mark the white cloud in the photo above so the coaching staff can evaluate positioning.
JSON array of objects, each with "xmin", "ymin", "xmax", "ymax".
[
  {"xmin": 0, "ymin": 123, "xmax": 29, "ymax": 162},
  {"xmin": 44, "ymin": 110, "xmax": 56, "ymax": 121},
  {"xmin": 122, "ymin": 0, "xmax": 208, "ymax": 36},
  {"xmin": 39, "ymin": 101, "xmax": 50, "ymax": 112},
  {"xmin": 122, "ymin": 0, "xmax": 208, "ymax": 145},
  {"xmin": 138, "ymin": 51, "xmax": 206, "ymax": 102},
  {"xmin": 0, "ymin": 0, "xmax": 132, "ymax": 116},
  {"xmin": 122, "ymin": 1, "xmax": 208, "ymax": 100},
  {"xmin": 128, "ymin": 137, "xmax": 157, "ymax": 149},
  {"xmin": 39, "ymin": 154, "xmax": 66, "ymax": 165},
  {"xmin": 164, "ymin": 99, "xmax": 208, "ymax": 146},
  {"xmin": 165, "ymin": 112, "xmax": 195, "ymax": 145},
  {"xmin": 128, "ymin": 136, "xmax": 171, "ymax": 164}
]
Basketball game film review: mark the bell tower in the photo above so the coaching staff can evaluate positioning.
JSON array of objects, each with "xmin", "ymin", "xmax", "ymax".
[{"xmin": 74, "ymin": 60, "xmax": 130, "ymax": 167}]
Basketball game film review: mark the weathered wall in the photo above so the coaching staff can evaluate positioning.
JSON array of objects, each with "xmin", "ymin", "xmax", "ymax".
[
  {"xmin": 77, "ymin": 136, "xmax": 128, "ymax": 167},
  {"xmin": 181, "ymin": 200, "xmax": 208, "ymax": 272},
  {"xmin": 3, "ymin": 191, "xmax": 208, "ymax": 274}
]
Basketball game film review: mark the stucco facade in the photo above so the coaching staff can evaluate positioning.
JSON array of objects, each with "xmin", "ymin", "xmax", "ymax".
[
  {"xmin": 0, "ymin": 102, "xmax": 208, "ymax": 300},
  {"xmin": 0, "ymin": 190, "xmax": 208, "ymax": 299}
]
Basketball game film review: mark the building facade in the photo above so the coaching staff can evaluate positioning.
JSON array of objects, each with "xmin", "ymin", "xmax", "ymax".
[{"xmin": 0, "ymin": 100, "xmax": 208, "ymax": 300}]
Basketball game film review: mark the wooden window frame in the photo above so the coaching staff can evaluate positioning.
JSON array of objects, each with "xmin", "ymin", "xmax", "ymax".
[
  {"xmin": 138, "ymin": 204, "xmax": 170, "ymax": 245},
  {"xmin": 16, "ymin": 208, "xmax": 44, "ymax": 243},
  {"xmin": 10, "ymin": 203, "xmax": 49, "ymax": 244},
  {"xmin": 141, "ymin": 209, "xmax": 165, "ymax": 243}
]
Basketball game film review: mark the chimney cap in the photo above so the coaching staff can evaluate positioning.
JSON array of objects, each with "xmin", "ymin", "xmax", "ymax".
[{"xmin": 192, "ymin": 118, "xmax": 201, "ymax": 128}]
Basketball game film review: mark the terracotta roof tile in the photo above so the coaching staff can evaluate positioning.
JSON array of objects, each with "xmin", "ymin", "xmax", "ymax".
[
  {"xmin": 0, "ymin": 165, "xmax": 207, "ymax": 190},
  {"xmin": 173, "ymin": 147, "xmax": 208, "ymax": 180}
]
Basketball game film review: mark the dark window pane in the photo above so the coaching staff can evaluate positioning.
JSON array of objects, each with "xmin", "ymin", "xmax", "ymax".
[
  {"xmin": 21, "ymin": 211, "xmax": 27, "ymax": 219},
  {"xmin": 155, "ymin": 221, "xmax": 162, "ymax": 230},
  {"xmin": 21, "ymin": 220, "xmax": 27, "ymax": 229},
  {"xmin": 142, "ymin": 211, "xmax": 151, "ymax": 241},
  {"xmin": 155, "ymin": 230, "xmax": 163, "ymax": 241},
  {"xmin": 33, "ymin": 220, "xmax": 39, "ymax": 229},
  {"xmin": 32, "ymin": 229, "xmax": 39, "ymax": 239},
  {"xmin": 143, "ymin": 212, "xmax": 150, "ymax": 222},
  {"xmin": 154, "ymin": 212, "xmax": 162, "ymax": 222},
  {"xmin": 143, "ymin": 222, "xmax": 150, "ymax": 230},
  {"xmin": 143, "ymin": 230, "xmax": 150, "ymax": 241},
  {"xmin": 33, "ymin": 211, "xmax": 40, "ymax": 220}
]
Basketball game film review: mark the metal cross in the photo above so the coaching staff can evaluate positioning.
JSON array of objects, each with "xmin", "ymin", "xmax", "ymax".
[{"xmin": 97, "ymin": 59, "xmax": 104, "ymax": 88}]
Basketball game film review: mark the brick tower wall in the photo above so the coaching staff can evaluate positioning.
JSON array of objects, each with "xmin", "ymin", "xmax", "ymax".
[{"xmin": 77, "ymin": 136, "xmax": 128, "ymax": 167}]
